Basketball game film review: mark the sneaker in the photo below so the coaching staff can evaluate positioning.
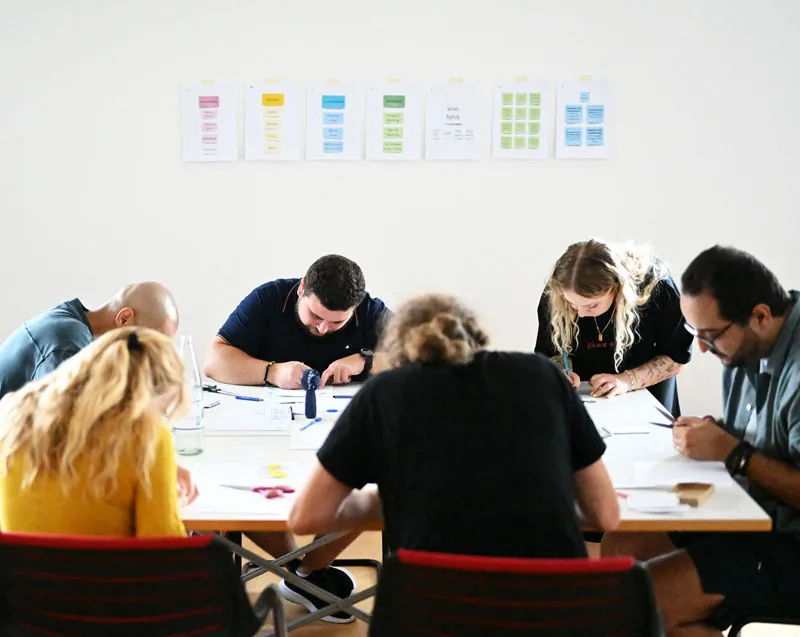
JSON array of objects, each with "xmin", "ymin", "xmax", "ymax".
[{"xmin": 278, "ymin": 562, "xmax": 357, "ymax": 624}]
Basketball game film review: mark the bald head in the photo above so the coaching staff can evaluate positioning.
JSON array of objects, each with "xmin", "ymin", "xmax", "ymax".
[{"xmin": 109, "ymin": 282, "xmax": 179, "ymax": 337}]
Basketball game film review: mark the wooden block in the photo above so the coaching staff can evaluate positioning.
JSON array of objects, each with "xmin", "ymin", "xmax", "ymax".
[{"xmin": 672, "ymin": 482, "xmax": 715, "ymax": 507}]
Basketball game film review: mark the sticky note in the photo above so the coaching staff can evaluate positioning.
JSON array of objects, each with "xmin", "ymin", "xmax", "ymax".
[
  {"xmin": 265, "ymin": 142, "xmax": 282, "ymax": 154},
  {"xmin": 201, "ymin": 134, "xmax": 217, "ymax": 143},
  {"xmin": 515, "ymin": 93, "xmax": 527, "ymax": 105},
  {"xmin": 528, "ymin": 122, "xmax": 540, "ymax": 135},
  {"xmin": 262, "ymin": 93, "xmax": 285, "ymax": 107},
  {"xmin": 383, "ymin": 141, "xmax": 404, "ymax": 153},
  {"xmin": 529, "ymin": 93, "xmax": 541, "ymax": 106},
  {"xmin": 323, "ymin": 127, "xmax": 344, "ymax": 139},
  {"xmin": 501, "ymin": 122, "xmax": 513, "ymax": 135},
  {"xmin": 201, "ymin": 110, "xmax": 218, "ymax": 120},
  {"xmin": 384, "ymin": 112, "xmax": 404, "ymax": 125},
  {"xmin": 587, "ymin": 104, "xmax": 605, "ymax": 124},
  {"xmin": 586, "ymin": 127, "xmax": 604, "ymax": 146},
  {"xmin": 268, "ymin": 464, "xmax": 281, "ymax": 469},
  {"xmin": 264, "ymin": 131, "xmax": 281, "ymax": 141},
  {"xmin": 198, "ymin": 96, "xmax": 219, "ymax": 108},
  {"xmin": 501, "ymin": 107, "xmax": 513, "ymax": 120},
  {"xmin": 580, "ymin": 91, "xmax": 590, "ymax": 103},
  {"xmin": 515, "ymin": 107, "xmax": 527, "ymax": 119},
  {"xmin": 383, "ymin": 95, "xmax": 405, "ymax": 108},
  {"xmin": 501, "ymin": 93, "xmax": 513, "ymax": 106},
  {"xmin": 500, "ymin": 136, "xmax": 512, "ymax": 150},
  {"xmin": 324, "ymin": 141, "xmax": 344, "ymax": 153},
  {"xmin": 263, "ymin": 107, "xmax": 281, "ymax": 118},
  {"xmin": 529, "ymin": 108, "xmax": 541, "ymax": 120},
  {"xmin": 515, "ymin": 122, "xmax": 526, "ymax": 135},
  {"xmin": 323, "ymin": 112, "xmax": 344, "ymax": 125},
  {"xmin": 264, "ymin": 119, "xmax": 280, "ymax": 129},
  {"xmin": 321, "ymin": 95, "xmax": 346, "ymax": 109},
  {"xmin": 268, "ymin": 469, "xmax": 288, "ymax": 478},
  {"xmin": 383, "ymin": 127, "xmax": 403, "ymax": 139},
  {"xmin": 514, "ymin": 136, "xmax": 526, "ymax": 149},
  {"xmin": 565, "ymin": 105, "xmax": 582, "ymax": 124},
  {"xmin": 201, "ymin": 121, "xmax": 217, "ymax": 132},
  {"xmin": 565, "ymin": 127, "xmax": 582, "ymax": 146},
  {"xmin": 528, "ymin": 136, "xmax": 540, "ymax": 149}
]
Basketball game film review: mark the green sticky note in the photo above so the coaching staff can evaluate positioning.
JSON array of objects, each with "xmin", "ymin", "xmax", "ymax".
[
  {"xmin": 515, "ymin": 107, "xmax": 527, "ymax": 119},
  {"xmin": 501, "ymin": 107, "xmax": 513, "ymax": 120},
  {"xmin": 500, "ymin": 136, "xmax": 512, "ymax": 149},
  {"xmin": 515, "ymin": 122, "xmax": 526, "ymax": 135},
  {"xmin": 514, "ymin": 136, "xmax": 527, "ymax": 149},
  {"xmin": 383, "ymin": 141, "xmax": 403, "ymax": 153},
  {"xmin": 384, "ymin": 112, "xmax": 404, "ymax": 125},
  {"xmin": 515, "ymin": 93, "xmax": 527, "ymax": 105},
  {"xmin": 529, "ymin": 93, "xmax": 541, "ymax": 106},
  {"xmin": 501, "ymin": 122, "xmax": 513, "ymax": 135},
  {"xmin": 529, "ymin": 107, "xmax": 541, "ymax": 120},
  {"xmin": 502, "ymin": 93, "xmax": 513, "ymax": 106},
  {"xmin": 528, "ymin": 136, "xmax": 540, "ymax": 149},
  {"xmin": 528, "ymin": 122, "xmax": 540, "ymax": 135},
  {"xmin": 383, "ymin": 95, "xmax": 406, "ymax": 108},
  {"xmin": 383, "ymin": 127, "xmax": 403, "ymax": 139}
]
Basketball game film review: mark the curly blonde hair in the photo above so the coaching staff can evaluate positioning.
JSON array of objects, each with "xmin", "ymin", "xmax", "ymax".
[
  {"xmin": 380, "ymin": 294, "xmax": 489, "ymax": 367},
  {"xmin": 546, "ymin": 239, "xmax": 669, "ymax": 371},
  {"xmin": 0, "ymin": 327, "xmax": 188, "ymax": 499}
]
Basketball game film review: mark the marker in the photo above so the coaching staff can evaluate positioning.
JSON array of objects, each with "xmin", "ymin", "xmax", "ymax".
[
  {"xmin": 333, "ymin": 395, "xmax": 353, "ymax": 399},
  {"xmin": 300, "ymin": 417, "xmax": 322, "ymax": 431},
  {"xmin": 204, "ymin": 400, "xmax": 221, "ymax": 409},
  {"xmin": 236, "ymin": 395, "xmax": 263, "ymax": 402},
  {"xmin": 562, "ymin": 353, "xmax": 571, "ymax": 376}
]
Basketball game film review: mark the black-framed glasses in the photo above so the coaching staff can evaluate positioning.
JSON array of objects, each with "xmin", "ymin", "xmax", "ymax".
[{"xmin": 684, "ymin": 321, "xmax": 734, "ymax": 352}]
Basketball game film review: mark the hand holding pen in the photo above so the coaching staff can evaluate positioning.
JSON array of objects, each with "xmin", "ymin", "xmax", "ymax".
[{"xmin": 561, "ymin": 353, "xmax": 581, "ymax": 389}]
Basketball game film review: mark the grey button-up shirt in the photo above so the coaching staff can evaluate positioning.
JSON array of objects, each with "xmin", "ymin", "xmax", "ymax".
[{"xmin": 722, "ymin": 290, "xmax": 800, "ymax": 535}]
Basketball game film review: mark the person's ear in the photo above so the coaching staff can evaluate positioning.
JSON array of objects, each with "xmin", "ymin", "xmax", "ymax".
[
  {"xmin": 298, "ymin": 279, "xmax": 305, "ymax": 297},
  {"xmin": 115, "ymin": 307, "xmax": 135, "ymax": 327},
  {"xmin": 749, "ymin": 303, "xmax": 772, "ymax": 330}
]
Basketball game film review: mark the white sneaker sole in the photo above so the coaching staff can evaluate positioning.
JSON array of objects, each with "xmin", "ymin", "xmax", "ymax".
[{"xmin": 278, "ymin": 567, "xmax": 357, "ymax": 624}]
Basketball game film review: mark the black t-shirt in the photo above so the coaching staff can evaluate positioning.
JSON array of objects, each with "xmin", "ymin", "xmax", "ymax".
[
  {"xmin": 317, "ymin": 351, "xmax": 606, "ymax": 558},
  {"xmin": 534, "ymin": 275, "xmax": 693, "ymax": 416},
  {"xmin": 218, "ymin": 278, "xmax": 391, "ymax": 378}
]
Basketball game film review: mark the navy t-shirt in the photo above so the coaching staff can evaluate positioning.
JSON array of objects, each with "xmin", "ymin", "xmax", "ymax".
[
  {"xmin": 218, "ymin": 278, "xmax": 391, "ymax": 378},
  {"xmin": 535, "ymin": 275, "xmax": 693, "ymax": 416}
]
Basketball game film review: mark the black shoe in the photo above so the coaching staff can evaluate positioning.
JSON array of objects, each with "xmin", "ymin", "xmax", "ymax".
[
  {"xmin": 244, "ymin": 557, "xmax": 300, "ymax": 575},
  {"xmin": 278, "ymin": 562, "xmax": 357, "ymax": 624}
]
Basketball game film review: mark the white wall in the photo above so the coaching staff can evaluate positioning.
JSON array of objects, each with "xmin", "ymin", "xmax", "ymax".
[{"xmin": 1, "ymin": 0, "xmax": 799, "ymax": 415}]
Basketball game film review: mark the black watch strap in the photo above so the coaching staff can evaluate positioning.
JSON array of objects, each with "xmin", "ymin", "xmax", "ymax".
[
  {"xmin": 360, "ymin": 348, "xmax": 374, "ymax": 374},
  {"xmin": 725, "ymin": 441, "xmax": 754, "ymax": 477}
]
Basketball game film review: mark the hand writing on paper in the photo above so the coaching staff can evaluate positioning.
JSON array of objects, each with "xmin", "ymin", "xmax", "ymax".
[
  {"xmin": 269, "ymin": 361, "xmax": 311, "ymax": 389},
  {"xmin": 177, "ymin": 465, "xmax": 199, "ymax": 506},
  {"xmin": 321, "ymin": 354, "xmax": 366, "ymax": 387},
  {"xmin": 566, "ymin": 371, "xmax": 581, "ymax": 388},
  {"xmin": 673, "ymin": 417, "xmax": 738, "ymax": 461},
  {"xmin": 590, "ymin": 373, "xmax": 631, "ymax": 398}
]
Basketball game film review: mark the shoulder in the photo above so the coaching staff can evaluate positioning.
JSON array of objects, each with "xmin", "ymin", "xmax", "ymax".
[
  {"xmin": 359, "ymin": 292, "xmax": 388, "ymax": 314},
  {"xmin": 641, "ymin": 265, "xmax": 680, "ymax": 307},
  {"xmin": 243, "ymin": 279, "xmax": 299, "ymax": 311},
  {"xmin": 26, "ymin": 303, "xmax": 92, "ymax": 352}
]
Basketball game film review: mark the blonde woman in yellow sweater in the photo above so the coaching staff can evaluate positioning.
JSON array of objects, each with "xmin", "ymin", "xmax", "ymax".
[{"xmin": 0, "ymin": 327, "xmax": 188, "ymax": 537}]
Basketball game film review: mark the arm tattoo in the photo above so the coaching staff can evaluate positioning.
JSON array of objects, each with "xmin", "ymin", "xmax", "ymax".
[{"xmin": 630, "ymin": 355, "xmax": 683, "ymax": 389}]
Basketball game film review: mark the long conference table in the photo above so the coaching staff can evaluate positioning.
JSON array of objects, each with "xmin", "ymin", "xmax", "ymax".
[{"xmin": 178, "ymin": 380, "xmax": 771, "ymax": 633}]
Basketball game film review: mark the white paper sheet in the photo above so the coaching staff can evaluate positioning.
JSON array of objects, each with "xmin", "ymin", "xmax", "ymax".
[
  {"xmin": 492, "ymin": 80, "xmax": 549, "ymax": 159},
  {"xmin": 556, "ymin": 79, "xmax": 612, "ymax": 159},
  {"xmin": 289, "ymin": 419, "xmax": 336, "ymax": 450},
  {"xmin": 181, "ymin": 83, "xmax": 238, "ymax": 162},
  {"xmin": 365, "ymin": 83, "xmax": 423, "ymax": 161},
  {"xmin": 306, "ymin": 83, "xmax": 363, "ymax": 160},
  {"xmin": 425, "ymin": 82, "xmax": 481, "ymax": 160},
  {"xmin": 244, "ymin": 83, "xmax": 302, "ymax": 161}
]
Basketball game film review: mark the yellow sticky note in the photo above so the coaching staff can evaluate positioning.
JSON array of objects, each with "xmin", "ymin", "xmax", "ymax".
[
  {"xmin": 263, "ymin": 107, "xmax": 281, "ymax": 118},
  {"xmin": 264, "ymin": 131, "xmax": 281, "ymax": 141},
  {"xmin": 449, "ymin": 76, "xmax": 464, "ymax": 83},
  {"xmin": 264, "ymin": 119, "xmax": 280, "ymax": 129},
  {"xmin": 579, "ymin": 74, "xmax": 592, "ymax": 81},
  {"xmin": 268, "ymin": 463, "xmax": 281, "ymax": 469},
  {"xmin": 262, "ymin": 93, "xmax": 285, "ymax": 107},
  {"xmin": 268, "ymin": 469, "xmax": 287, "ymax": 478},
  {"xmin": 201, "ymin": 78, "xmax": 215, "ymax": 85}
]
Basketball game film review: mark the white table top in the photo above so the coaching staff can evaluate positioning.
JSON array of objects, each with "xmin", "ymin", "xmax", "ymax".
[{"xmin": 180, "ymin": 384, "xmax": 771, "ymax": 533}]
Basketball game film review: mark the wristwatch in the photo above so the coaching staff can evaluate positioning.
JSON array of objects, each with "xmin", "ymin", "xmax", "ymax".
[{"xmin": 359, "ymin": 348, "xmax": 374, "ymax": 374}]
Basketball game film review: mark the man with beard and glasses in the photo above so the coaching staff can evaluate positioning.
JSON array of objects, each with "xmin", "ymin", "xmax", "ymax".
[
  {"xmin": 602, "ymin": 245, "xmax": 800, "ymax": 637},
  {"xmin": 203, "ymin": 253, "xmax": 391, "ymax": 624}
]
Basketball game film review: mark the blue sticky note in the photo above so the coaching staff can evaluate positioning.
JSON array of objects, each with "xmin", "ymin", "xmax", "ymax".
[
  {"xmin": 322, "ymin": 95, "xmax": 346, "ymax": 109},
  {"xmin": 580, "ymin": 92, "xmax": 590, "ymax": 103},
  {"xmin": 565, "ymin": 127, "xmax": 582, "ymax": 146},
  {"xmin": 586, "ymin": 104, "xmax": 604, "ymax": 124},
  {"xmin": 323, "ymin": 127, "xmax": 344, "ymax": 139},
  {"xmin": 586, "ymin": 127, "xmax": 604, "ymax": 146},
  {"xmin": 323, "ymin": 112, "xmax": 344, "ymax": 125},
  {"xmin": 323, "ymin": 141, "xmax": 344, "ymax": 153},
  {"xmin": 565, "ymin": 105, "xmax": 583, "ymax": 124}
]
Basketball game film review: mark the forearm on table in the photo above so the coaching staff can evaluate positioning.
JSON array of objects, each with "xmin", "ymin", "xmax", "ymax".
[
  {"xmin": 326, "ymin": 489, "xmax": 383, "ymax": 533},
  {"xmin": 628, "ymin": 355, "xmax": 683, "ymax": 389},
  {"xmin": 744, "ymin": 451, "xmax": 800, "ymax": 510},
  {"xmin": 203, "ymin": 339, "xmax": 268, "ymax": 385}
]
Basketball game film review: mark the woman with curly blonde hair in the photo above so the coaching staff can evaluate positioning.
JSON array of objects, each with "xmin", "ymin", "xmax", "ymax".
[
  {"xmin": 0, "ymin": 327, "xmax": 189, "ymax": 537},
  {"xmin": 289, "ymin": 293, "xmax": 619, "ymax": 558},
  {"xmin": 535, "ymin": 239, "xmax": 693, "ymax": 416}
]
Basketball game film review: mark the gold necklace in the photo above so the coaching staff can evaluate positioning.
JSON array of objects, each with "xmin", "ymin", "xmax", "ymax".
[{"xmin": 592, "ymin": 312, "xmax": 614, "ymax": 342}]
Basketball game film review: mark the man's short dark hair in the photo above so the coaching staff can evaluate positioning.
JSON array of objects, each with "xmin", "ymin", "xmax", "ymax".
[
  {"xmin": 681, "ymin": 245, "xmax": 792, "ymax": 324},
  {"xmin": 304, "ymin": 255, "xmax": 366, "ymax": 311}
]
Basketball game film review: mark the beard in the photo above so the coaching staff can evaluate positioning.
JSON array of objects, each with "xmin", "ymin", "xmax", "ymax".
[
  {"xmin": 295, "ymin": 304, "xmax": 326, "ymax": 338},
  {"xmin": 718, "ymin": 330, "xmax": 766, "ymax": 368}
]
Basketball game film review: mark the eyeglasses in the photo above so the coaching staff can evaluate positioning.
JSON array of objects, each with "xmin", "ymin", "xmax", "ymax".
[{"xmin": 684, "ymin": 321, "xmax": 734, "ymax": 353}]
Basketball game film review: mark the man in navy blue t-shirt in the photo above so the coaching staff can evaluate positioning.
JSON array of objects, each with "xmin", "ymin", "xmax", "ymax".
[
  {"xmin": 205, "ymin": 254, "xmax": 390, "ymax": 389},
  {"xmin": 204, "ymin": 254, "xmax": 391, "ymax": 623}
]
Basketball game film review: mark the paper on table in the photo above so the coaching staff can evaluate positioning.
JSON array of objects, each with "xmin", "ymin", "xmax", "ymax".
[
  {"xmin": 204, "ymin": 399, "xmax": 291, "ymax": 432},
  {"xmin": 615, "ymin": 457, "xmax": 730, "ymax": 489},
  {"xmin": 289, "ymin": 420, "xmax": 336, "ymax": 450},
  {"xmin": 624, "ymin": 491, "xmax": 690, "ymax": 514},
  {"xmin": 182, "ymin": 483, "xmax": 288, "ymax": 516}
]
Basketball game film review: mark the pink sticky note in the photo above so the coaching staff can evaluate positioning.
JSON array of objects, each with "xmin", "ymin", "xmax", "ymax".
[
  {"xmin": 201, "ymin": 110, "xmax": 218, "ymax": 120},
  {"xmin": 198, "ymin": 96, "xmax": 220, "ymax": 108},
  {"xmin": 201, "ymin": 121, "xmax": 218, "ymax": 132},
  {"xmin": 201, "ymin": 134, "xmax": 218, "ymax": 144}
]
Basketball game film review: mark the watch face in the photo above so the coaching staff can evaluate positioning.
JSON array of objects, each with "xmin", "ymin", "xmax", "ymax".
[{"xmin": 360, "ymin": 349, "xmax": 374, "ymax": 357}]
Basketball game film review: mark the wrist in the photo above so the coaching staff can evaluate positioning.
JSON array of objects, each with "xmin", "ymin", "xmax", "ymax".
[
  {"xmin": 264, "ymin": 361, "xmax": 277, "ymax": 385},
  {"xmin": 724, "ymin": 440, "xmax": 755, "ymax": 475}
]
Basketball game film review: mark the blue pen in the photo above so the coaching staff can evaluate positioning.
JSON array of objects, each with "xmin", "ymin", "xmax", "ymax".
[
  {"xmin": 300, "ymin": 417, "xmax": 322, "ymax": 431},
  {"xmin": 562, "ymin": 353, "xmax": 571, "ymax": 376},
  {"xmin": 333, "ymin": 395, "xmax": 353, "ymax": 399},
  {"xmin": 235, "ymin": 395, "xmax": 263, "ymax": 402}
]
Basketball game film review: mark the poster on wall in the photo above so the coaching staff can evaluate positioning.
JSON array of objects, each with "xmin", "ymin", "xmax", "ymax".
[
  {"xmin": 492, "ymin": 79, "xmax": 549, "ymax": 160},
  {"xmin": 425, "ymin": 81, "xmax": 481, "ymax": 160},
  {"xmin": 555, "ymin": 79, "xmax": 612, "ymax": 159},
  {"xmin": 244, "ymin": 82, "xmax": 303, "ymax": 161},
  {"xmin": 180, "ymin": 83, "xmax": 238, "ymax": 162},
  {"xmin": 306, "ymin": 83, "xmax": 363, "ymax": 161},
  {"xmin": 365, "ymin": 82, "xmax": 423, "ymax": 161}
]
